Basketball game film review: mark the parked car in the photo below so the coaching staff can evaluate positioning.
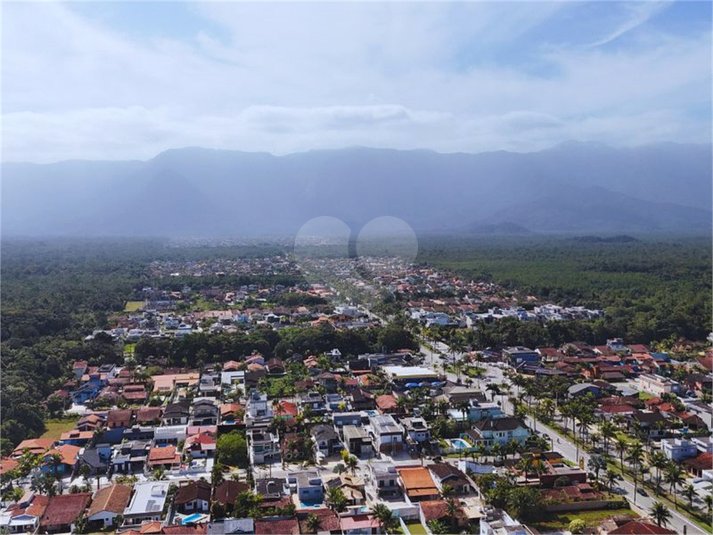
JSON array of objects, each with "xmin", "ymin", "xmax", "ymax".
[{"xmin": 637, "ymin": 488, "xmax": 648, "ymax": 497}]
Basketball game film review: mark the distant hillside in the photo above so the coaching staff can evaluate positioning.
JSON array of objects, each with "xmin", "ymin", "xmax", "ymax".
[{"xmin": 2, "ymin": 143, "xmax": 711, "ymax": 236}]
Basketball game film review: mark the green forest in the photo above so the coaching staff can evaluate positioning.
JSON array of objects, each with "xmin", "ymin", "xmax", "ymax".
[{"xmin": 417, "ymin": 235, "xmax": 712, "ymax": 344}]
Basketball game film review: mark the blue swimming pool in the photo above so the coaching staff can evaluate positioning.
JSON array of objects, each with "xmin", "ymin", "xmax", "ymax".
[
  {"xmin": 450, "ymin": 438, "xmax": 472, "ymax": 451},
  {"xmin": 182, "ymin": 514, "xmax": 204, "ymax": 525}
]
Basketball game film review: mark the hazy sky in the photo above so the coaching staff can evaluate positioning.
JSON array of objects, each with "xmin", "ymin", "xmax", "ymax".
[{"xmin": 3, "ymin": 1, "xmax": 711, "ymax": 163}]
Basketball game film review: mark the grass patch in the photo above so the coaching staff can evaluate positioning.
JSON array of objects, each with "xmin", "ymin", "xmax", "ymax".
[
  {"xmin": 40, "ymin": 418, "xmax": 78, "ymax": 441},
  {"xmin": 405, "ymin": 522, "xmax": 427, "ymax": 535},
  {"xmin": 638, "ymin": 392, "xmax": 655, "ymax": 401},
  {"xmin": 531, "ymin": 508, "xmax": 638, "ymax": 531},
  {"xmin": 124, "ymin": 300, "xmax": 144, "ymax": 312}
]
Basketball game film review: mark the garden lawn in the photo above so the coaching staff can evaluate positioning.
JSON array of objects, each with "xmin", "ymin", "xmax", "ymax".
[
  {"xmin": 124, "ymin": 300, "xmax": 144, "ymax": 312},
  {"xmin": 530, "ymin": 508, "xmax": 638, "ymax": 531},
  {"xmin": 40, "ymin": 419, "xmax": 78, "ymax": 441}
]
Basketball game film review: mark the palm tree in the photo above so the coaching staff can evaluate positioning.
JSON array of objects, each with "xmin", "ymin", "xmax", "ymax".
[
  {"xmin": 426, "ymin": 520, "xmax": 447, "ymax": 535},
  {"xmin": 650, "ymin": 501, "xmax": 671, "ymax": 527},
  {"xmin": 439, "ymin": 484, "xmax": 455, "ymax": 500},
  {"xmin": 600, "ymin": 421, "xmax": 616, "ymax": 458},
  {"xmin": 614, "ymin": 436, "xmax": 629, "ymax": 473},
  {"xmin": 605, "ymin": 468, "xmax": 621, "ymax": 491},
  {"xmin": 648, "ymin": 451, "xmax": 667, "ymax": 495},
  {"xmin": 704, "ymin": 494, "xmax": 712, "ymax": 518},
  {"xmin": 325, "ymin": 487, "xmax": 347, "ymax": 513},
  {"xmin": 683, "ymin": 483, "xmax": 696, "ymax": 509},
  {"xmin": 664, "ymin": 463, "xmax": 684, "ymax": 508},
  {"xmin": 587, "ymin": 455, "xmax": 607, "ymax": 484},
  {"xmin": 371, "ymin": 503, "xmax": 398, "ymax": 533},
  {"xmin": 305, "ymin": 513, "xmax": 322, "ymax": 533},
  {"xmin": 344, "ymin": 455, "xmax": 358, "ymax": 475},
  {"xmin": 518, "ymin": 457, "xmax": 534, "ymax": 481},
  {"xmin": 445, "ymin": 498, "xmax": 460, "ymax": 530}
]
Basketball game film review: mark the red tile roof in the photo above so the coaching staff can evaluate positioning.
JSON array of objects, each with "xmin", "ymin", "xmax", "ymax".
[
  {"xmin": 254, "ymin": 518, "xmax": 300, "ymax": 535},
  {"xmin": 609, "ymin": 521, "xmax": 676, "ymax": 534},
  {"xmin": 87, "ymin": 484, "xmax": 132, "ymax": 517},
  {"xmin": 40, "ymin": 493, "xmax": 91, "ymax": 529}
]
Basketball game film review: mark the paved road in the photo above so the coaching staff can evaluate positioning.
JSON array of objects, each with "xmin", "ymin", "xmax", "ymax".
[{"xmin": 415, "ymin": 340, "xmax": 708, "ymax": 535}]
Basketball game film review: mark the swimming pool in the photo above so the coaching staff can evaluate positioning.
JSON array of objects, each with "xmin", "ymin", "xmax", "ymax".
[
  {"xmin": 450, "ymin": 438, "xmax": 472, "ymax": 451},
  {"xmin": 182, "ymin": 514, "xmax": 205, "ymax": 525}
]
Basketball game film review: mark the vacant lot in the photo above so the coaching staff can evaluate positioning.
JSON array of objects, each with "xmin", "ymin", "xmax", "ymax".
[
  {"xmin": 124, "ymin": 300, "xmax": 144, "ymax": 312},
  {"xmin": 530, "ymin": 508, "xmax": 637, "ymax": 531},
  {"xmin": 40, "ymin": 419, "xmax": 77, "ymax": 441}
]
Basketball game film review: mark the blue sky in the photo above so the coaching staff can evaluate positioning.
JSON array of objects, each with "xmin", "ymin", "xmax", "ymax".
[{"xmin": 3, "ymin": 1, "xmax": 711, "ymax": 162}]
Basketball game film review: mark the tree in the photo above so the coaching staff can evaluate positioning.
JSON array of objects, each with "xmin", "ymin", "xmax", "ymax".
[
  {"xmin": 664, "ymin": 463, "xmax": 684, "ymax": 508},
  {"xmin": 344, "ymin": 454, "xmax": 358, "ymax": 475},
  {"xmin": 426, "ymin": 520, "xmax": 448, "ymax": 535},
  {"xmin": 568, "ymin": 519, "xmax": 586, "ymax": 534},
  {"xmin": 600, "ymin": 421, "xmax": 616, "ymax": 457},
  {"xmin": 605, "ymin": 468, "xmax": 621, "ymax": 491},
  {"xmin": 217, "ymin": 431, "xmax": 248, "ymax": 468},
  {"xmin": 683, "ymin": 483, "xmax": 696, "ymax": 509},
  {"xmin": 650, "ymin": 501, "xmax": 671, "ymax": 527},
  {"xmin": 704, "ymin": 494, "xmax": 712, "ymax": 518},
  {"xmin": 648, "ymin": 451, "xmax": 667, "ymax": 495},
  {"xmin": 325, "ymin": 487, "xmax": 347, "ymax": 513},
  {"xmin": 439, "ymin": 484, "xmax": 455, "ymax": 500},
  {"xmin": 587, "ymin": 455, "xmax": 607, "ymax": 483},
  {"xmin": 506, "ymin": 486, "xmax": 542, "ymax": 521},
  {"xmin": 305, "ymin": 513, "xmax": 322, "ymax": 534},
  {"xmin": 371, "ymin": 503, "xmax": 399, "ymax": 534},
  {"xmin": 614, "ymin": 436, "xmax": 629, "ymax": 472}
]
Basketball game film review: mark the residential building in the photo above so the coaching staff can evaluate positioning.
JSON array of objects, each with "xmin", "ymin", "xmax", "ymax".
[
  {"xmin": 248, "ymin": 429, "xmax": 280, "ymax": 464},
  {"xmin": 174, "ymin": 480, "xmax": 212, "ymax": 514},
  {"xmin": 465, "ymin": 417, "xmax": 530, "ymax": 447},
  {"xmin": 661, "ymin": 438, "xmax": 698, "ymax": 462},
  {"xmin": 39, "ymin": 493, "xmax": 92, "ymax": 534},
  {"xmin": 638, "ymin": 374, "xmax": 681, "ymax": 396},
  {"xmin": 370, "ymin": 461, "xmax": 400, "ymax": 498},
  {"xmin": 290, "ymin": 471, "xmax": 324, "ymax": 504},
  {"xmin": 369, "ymin": 414, "xmax": 404, "ymax": 453},
  {"xmin": 397, "ymin": 466, "xmax": 439, "ymax": 502},
  {"xmin": 86, "ymin": 484, "xmax": 132, "ymax": 529},
  {"xmin": 343, "ymin": 425, "xmax": 374, "ymax": 459},
  {"xmin": 122, "ymin": 481, "xmax": 171, "ymax": 526}
]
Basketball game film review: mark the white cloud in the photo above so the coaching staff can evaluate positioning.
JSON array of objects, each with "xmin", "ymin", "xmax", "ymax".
[{"xmin": 2, "ymin": 2, "xmax": 710, "ymax": 162}]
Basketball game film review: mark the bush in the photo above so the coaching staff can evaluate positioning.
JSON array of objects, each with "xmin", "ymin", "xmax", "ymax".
[{"xmin": 568, "ymin": 519, "xmax": 586, "ymax": 534}]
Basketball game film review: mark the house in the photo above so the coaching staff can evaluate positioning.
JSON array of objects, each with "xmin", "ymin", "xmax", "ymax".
[
  {"xmin": 382, "ymin": 365, "xmax": 438, "ymax": 385},
  {"xmin": 683, "ymin": 452, "xmax": 712, "ymax": 477},
  {"xmin": 154, "ymin": 425, "xmax": 187, "ymax": 445},
  {"xmin": 419, "ymin": 499, "xmax": 466, "ymax": 529},
  {"xmin": 401, "ymin": 417, "xmax": 432, "ymax": 444},
  {"xmin": 58, "ymin": 430, "xmax": 93, "ymax": 447},
  {"xmin": 213, "ymin": 480, "xmax": 250, "ymax": 514},
  {"xmin": 147, "ymin": 445, "xmax": 181, "ymax": 470},
  {"xmin": 300, "ymin": 391, "xmax": 328, "ymax": 415},
  {"xmin": 254, "ymin": 518, "xmax": 299, "ymax": 535},
  {"xmin": 638, "ymin": 374, "xmax": 681, "ymax": 396},
  {"xmin": 466, "ymin": 417, "xmax": 530, "ymax": 447},
  {"xmin": 246, "ymin": 391, "xmax": 272, "ymax": 421},
  {"xmin": 0, "ymin": 492, "xmax": 48, "ymax": 534},
  {"xmin": 76, "ymin": 413, "xmax": 105, "ymax": 432},
  {"xmin": 248, "ymin": 430, "xmax": 280, "ymax": 464},
  {"xmin": 607, "ymin": 520, "xmax": 676, "ymax": 534},
  {"xmin": 290, "ymin": 470, "xmax": 324, "ymax": 504},
  {"xmin": 174, "ymin": 480, "xmax": 212, "ymax": 514},
  {"xmin": 207, "ymin": 518, "xmax": 254, "ymax": 534},
  {"xmin": 330, "ymin": 414, "xmax": 360, "ymax": 430},
  {"xmin": 428, "ymin": 463, "xmax": 474, "ymax": 495},
  {"xmin": 369, "ymin": 414, "xmax": 404, "ymax": 453},
  {"xmin": 86, "ymin": 484, "xmax": 132, "ymax": 529},
  {"xmin": 375, "ymin": 394, "xmax": 398, "ymax": 414},
  {"xmin": 39, "ymin": 492, "xmax": 91, "ymax": 534},
  {"xmin": 629, "ymin": 410, "xmax": 668, "ymax": 438},
  {"xmin": 107, "ymin": 409, "xmax": 134, "ymax": 429},
  {"xmin": 340, "ymin": 513, "xmax": 381, "ymax": 535},
  {"xmin": 350, "ymin": 389, "xmax": 376, "ymax": 411},
  {"xmin": 266, "ymin": 359, "xmax": 286, "ymax": 376},
  {"xmin": 78, "ymin": 447, "xmax": 110, "ymax": 476},
  {"xmin": 71, "ymin": 383, "xmax": 101, "ymax": 404},
  {"xmin": 162, "ymin": 402, "xmax": 190, "ymax": 425},
  {"xmin": 191, "ymin": 399, "xmax": 219, "ymax": 426},
  {"xmin": 112, "ymin": 440, "xmax": 150, "ymax": 473},
  {"xmin": 661, "ymin": 438, "xmax": 698, "ymax": 462},
  {"xmin": 370, "ymin": 461, "xmax": 400, "ymax": 498},
  {"xmin": 298, "ymin": 509, "xmax": 341, "ymax": 535},
  {"xmin": 479, "ymin": 508, "xmax": 527, "ymax": 535},
  {"xmin": 502, "ymin": 347, "xmax": 540, "ymax": 366},
  {"xmin": 311, "ymin": 424, "xmax": 343, "ymax": 456},
  {"xmin": 342, "ymin": 425, "xmax": 374, "ymax": 459},
  {"xmin": 73, "ymin": 361, "xmax": 88, "ymax": 380},
  {"xmin": 122, "ymin": 384, "xmax": 149, "ymax": 404},
  {"xmin": 325, "ymin": 393, "xmax": 347, "ymax": 411},
  {"xmin": 185, "ymin": 431, "xmax": 217, "ymax": 458},
  {"xmin": 568, "ymin": 383, "xmax": 601, "ymax": 399},
  {"xmin": 136, "ymin": 407, "xmax": 163, "ymax": 425},
  {"xmin": 255, "ymin": 477, "xmax": 289, "ymax": 503},
  {"xmin": 122, "ymin": 481, "xmax": 171, "ymax": 526},
  {"xmin": 42, "ymin": 444, "xmax": 80, "ymax": 476},
  {"xmin": 397, "ymin": 466, "xmax": 439, "ymax": 502},
  {"xmin": 12, "ymin": 438, "xmax": 55, "ymax": 458}
]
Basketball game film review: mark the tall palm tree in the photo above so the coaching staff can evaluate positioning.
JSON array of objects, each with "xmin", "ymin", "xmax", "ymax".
[
  {"xmin": 518, "ymin": 457, "xmax": 534, "ymax": 481},
  {"xmin": 605, "ymin": 468, "xmax": 621, "ymax": 491},
  {"xmin": 704, "ymin": 494, "xmax": 712, "ymax": 518},
  {"xmin": 683, "ymin": 483, "xmax": 696, "ymax": 509},
  {"xmin": 664, "ymin": 463, "xmax": 684, "ymax": 508},
  {"xmin": 305, "ymin": 514, "xmax": 322, "ymax": 534},
  {"xmin": 439, "ymin": 484, "xmax": 455, "ymax": 500},
  {"xmin": 614, "ymin": 436, "xmax": 629, "ymax": 473},
  {"xmin": 650, "ymin": 501, "xmax": 671, "ymax": 527},
  {"xmin": 600, "ymin": 421, "xmax": 616, "ymax": 458},
  {"xmin": 648, "ymin": 451, "xmax": 667, "ymax": 495}
]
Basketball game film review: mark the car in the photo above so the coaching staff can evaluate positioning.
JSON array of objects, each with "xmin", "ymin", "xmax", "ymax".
[{"xmin": 637, "ymin": 488, "xmax": 648, "ymax": 497}]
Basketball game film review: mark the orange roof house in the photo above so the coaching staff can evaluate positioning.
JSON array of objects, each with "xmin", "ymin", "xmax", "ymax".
[
  {"xmin": 12, "ymin": 438, "xmax": 55, "ymax": 458},
  {"xmin": 397, "ymin": 467, "xmax": 439, "ymax": 501}
]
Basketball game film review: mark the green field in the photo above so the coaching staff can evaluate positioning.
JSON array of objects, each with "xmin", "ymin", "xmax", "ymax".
[
  {"xmin": 40, "ymin": 419, "xmax": 77, "ymax": 441},
  {"xmin": 530, "ymin": 508, "xmax": 638, "ymax": 531},
  {"xmin": 405, "ymin": 522, "xmax": 427, "ymax": 535},
  {"xmin": 124, "ymin": 300, "xmax": 144, "ymax": 312}
]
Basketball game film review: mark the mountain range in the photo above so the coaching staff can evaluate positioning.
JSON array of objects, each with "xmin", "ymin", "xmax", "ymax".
[{"xmin": 2, "ymin": 142, "xmax": 711, "ymax": 237}]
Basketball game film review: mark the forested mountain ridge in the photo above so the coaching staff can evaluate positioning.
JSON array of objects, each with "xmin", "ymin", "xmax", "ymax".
[{"xmin": 3, "ymin": 143, "xmax": 711, "ymax": 236}]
